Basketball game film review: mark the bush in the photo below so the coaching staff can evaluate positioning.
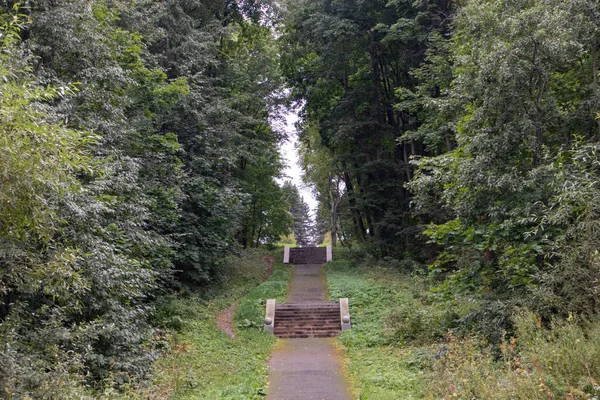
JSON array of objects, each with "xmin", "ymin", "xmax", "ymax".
[{"xmin": 124, "ymin": 249, "xmax": 290, "ymax": 399}]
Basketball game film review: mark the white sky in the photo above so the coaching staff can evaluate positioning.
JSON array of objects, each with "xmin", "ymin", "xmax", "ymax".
[{"xmin": 277, "ymin": 111, "xmax": 319, "ymax": 214}]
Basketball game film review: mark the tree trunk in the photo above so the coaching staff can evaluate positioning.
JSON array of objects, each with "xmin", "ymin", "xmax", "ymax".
[
  {"xmin": 328, "ymin": 174, "xmax": 338, "ymax": 247},
  {"xmin": 366, "ymin": 214, "xmax": 375, "ymax": 237},
  {"xmin": 593, "ymin": 38, "xmax": 600, "ymax": 138},
  {"xmin": 369, "ymin": 30, "xmax": 383, "ymax": 160},
  {"xmin": 342, "ymin": 166, "xmax": 367, "ymax": 240}
]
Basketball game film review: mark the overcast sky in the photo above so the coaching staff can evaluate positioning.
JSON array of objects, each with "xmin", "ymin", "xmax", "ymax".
[{"xmin": 277, "ymin": 111, "xmax": 319, "ymax": 214}]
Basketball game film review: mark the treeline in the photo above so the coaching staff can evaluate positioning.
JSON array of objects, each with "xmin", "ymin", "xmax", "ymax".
[
  {"xmin": 0, "ymin": 0, "xmax": 295, "ymax": 396},
  {"xmin": 283, "ymin": 0, "xmax": 600, "ymax": 338}
]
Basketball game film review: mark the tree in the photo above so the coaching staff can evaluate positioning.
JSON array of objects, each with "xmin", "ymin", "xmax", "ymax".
[
  {"xmin": 282, "ymin": 181, "xmax": 313, "ymax": 247},
  {"xmin": 408, "ymin": 0, "xmax": 600, "ymax": 338},
  {"xmin": 280, "ymin": 0, "xmax": 455, "ymax": 256},
  {"xmin": 0, "ymin": 10, "xmax": 98, "ymax": 395}
]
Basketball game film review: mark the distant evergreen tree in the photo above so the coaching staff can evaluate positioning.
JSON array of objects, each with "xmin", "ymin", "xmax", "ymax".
[
  {"xmin": 313, "ymin": 213, "xmax": 328, "ymax": 246},
  {"xmin": 282, "ymin": 181, "xmax": 314, "ymax": 247}
]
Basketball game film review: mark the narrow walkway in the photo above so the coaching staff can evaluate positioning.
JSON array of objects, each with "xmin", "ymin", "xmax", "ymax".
[
  {"xmin": 286, "ymin": 264, "xmax": 327, "ymax": 302},
  {"xmin": 267, "ymin": 264, "xmax": 353, "ymax": 400}
]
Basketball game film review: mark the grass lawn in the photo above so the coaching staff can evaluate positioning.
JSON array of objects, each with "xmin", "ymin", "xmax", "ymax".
[{"xmin": 325, "ymin": 259, "xmax": 429, "ymax": 399}]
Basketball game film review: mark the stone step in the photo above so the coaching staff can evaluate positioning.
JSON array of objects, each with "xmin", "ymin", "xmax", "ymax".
[
  {"xmin": 276, "ymin": 300, "xmax": 340, "ymax": 308},
  {"xmin": 275, "ymin": 330, "xmax": 341, "ymax": 335},
  {"xmin": 274, "ymin": 329, "xmax": 341, "ymax": 338},
  {"xmin": 275, "ymin": 318, "xmax": 341, "ymax": 326},
  {"xmin": 277, "ymin": 308, "xmax": 338, "ymax": 311},
  {"xmin": 275, "ymin": 332, "xmax": 340, "ymax": 339},
  {"xmin": 276, "ymin": 310, "xmax": 339, "ymax": 313},
  {"xmin": 276, "ymin": 310, "xmax": 339, "ymax": 314},
  {"xmin": 274, "ymin": 328, "xmax": 340, "ymax": 334},
  {"xmin": 275, "ymin": 311, "xmax": 338, "ymax": 316},
  {"xmin": 276, "ymin": 306, "xmax": 339, "ymax": 310},
  {"xmin": 275, "ymin": 307, "xmax": 340, "ymax": 313},
  {"xmin": 276, "ymin": 301, "xmax": 339, "ymax": 307},
  {"xmin": 275, "ymin": 319, "xmax": 342, "ymax": 329},
  {"xmin": 275, "ymin": 316, "xmax": 339, "ymax": 321},
  {"xmin": 274, "ymin": 325, "xmax": 342, "ymax": 331},
  {"xmin": 275, "ymin": 314, "xmax": 340, "ymax": 321},
  {"xmin": 275, "ymin": 308, "xmax": 339, "ymax": 311},
  {"xmin": 274, "ymin": 327, "xmax": 341, "ymax": 333},
  {"xmin": 268, "ymin": 300, "xmax": 347, "ymax": 339},
  {"xmin": 275, "ymin": 312, "xmax": 340, "ymax": 319}
]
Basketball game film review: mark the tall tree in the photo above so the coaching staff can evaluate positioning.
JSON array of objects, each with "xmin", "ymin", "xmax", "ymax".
[
  {"xmin": 0, "ymin": 0, "xmax": 290, "ymax": 395},
  {"xmin": 282, "ymin": 181, "xmax": 313, "ymax": 247},
  {"xmin": 408, "ymin": 0, "xmax": 600, "ymax": 338},
  {"xmin": 280, "ymin": 0, "xmax": 455, "ymax": 255}
]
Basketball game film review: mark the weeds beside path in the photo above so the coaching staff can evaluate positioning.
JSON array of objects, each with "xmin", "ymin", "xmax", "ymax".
[
  {"xmin": 216, "ymin": 301, "xmax": 238, "ymax": 340},
  {"xmin": 124, "ymin": 249, "xmax": 290, "ymax": 399},
  {"xmin": 215, "ymin": 254, "xmax": 276, "ymax": 341},
  {"xmin": 325, "ymin": 251, "xmax": 600, "ymax": 400}
]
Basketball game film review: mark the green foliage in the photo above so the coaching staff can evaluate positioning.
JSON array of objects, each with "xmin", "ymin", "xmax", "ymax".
[
  {"xmin": 530, "ymin": 142, "xmax": 600, "ymax": 317},
  {"xmin": 280, "ymin": 0, "xmax": 455, "ymax": 255},
  {"xmin": 408, "ymin": 0, "xmax": 600, "ymax": 338},
  {"xmin": 235, "ymin": 267, "xmax": 290, "ymax": 329},
  {"xmin": 1, "ymin": 0, "xmax": 289, "ymax": 395},
  {"xmin": 327, "ymin": 249, "xmax": 600, "ymax": 399},
  {"xmin": 324, "ymin": 251, "xmax": 467, "ymax": 398},
  {"xmin": 282, "ymin": 181, "xmax": 313, "ymax": 246},
  {"xmin": 6, "ymin": 0, "xmax": 600, "ymax": 395},
  {"xmin": 327, "ymin": 258, "xmax": 468, "ymax": 349},
  {"xmin": 0, "ymin": 13, "xmax": 92, "ymax": 242},
  {"xmin": 0, "ymin": 11, "xmax": 97, "ymax": 397}
]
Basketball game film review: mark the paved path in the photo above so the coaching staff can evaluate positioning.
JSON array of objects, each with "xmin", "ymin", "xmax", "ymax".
[
  {"xmin": 267, "ymin": 264, "xmax": 354, "ymax": 400},
  {"xmin": 286, "ymin": 264, "xmax": 328, "ymax": 302}
]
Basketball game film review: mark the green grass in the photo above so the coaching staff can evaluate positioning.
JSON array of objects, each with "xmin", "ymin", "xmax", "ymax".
[
  {"xmin": 276, "ymin": 233, "xmax": 297, "ymax": 248},
  {"xmin": 124, "ymin": 249, "xmax": 290, "ymax": 399},
  {"xmin": 325, "ymin": 259, "xmax": 435, "ymax": 399},
  {"xmin": 318, "ymin": 232, "xmax": 332, "ymax": 247},
  {"xmin": 326, "ymin": 250, "xmax": 600, "ymax": 400}
]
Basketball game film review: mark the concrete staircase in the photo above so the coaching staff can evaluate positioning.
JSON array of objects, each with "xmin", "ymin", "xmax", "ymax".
[{"xmin": 273, "ymin": 301, "xmax": 341, "ymax": 338}]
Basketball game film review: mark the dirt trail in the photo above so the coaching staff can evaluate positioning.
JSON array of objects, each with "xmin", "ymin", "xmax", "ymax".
[
  {"xmin": 262, "ymin": 254, "xmax": 275, "ymax": 278},
  {"xmin": 216, "ymin": 301, "xmax": 237, "ymax": 340},
  {"xmin": 216, "ymin": 254, "xmax": 275, "ymax": 341},
  {"xmin": 267, "ymin": 263, "xmax": 354, "ymax": 400}
]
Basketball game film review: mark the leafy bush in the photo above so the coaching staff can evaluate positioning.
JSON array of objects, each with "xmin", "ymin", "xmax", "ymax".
[
  {"xmin": 327, "ymin": 258, "xmax": 469, "ymax": 348},
  {"xmin": 326, "ymin": 249, "xmax": 600, "ymax": 399}
]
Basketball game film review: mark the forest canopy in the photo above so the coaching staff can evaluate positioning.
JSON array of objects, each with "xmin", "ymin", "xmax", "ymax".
[
  {"xmin": 1, "ymin": 0, "xmax": 600, "ymax": 396},
  {"xmin": 0, "ymin": 0, "xmax": 294, "ymax": 395}
]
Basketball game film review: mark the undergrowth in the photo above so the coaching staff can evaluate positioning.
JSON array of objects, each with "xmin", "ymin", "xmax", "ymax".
[
  {"xmin": 121, "ymin": 248, "xmax": 290, "ymax": 399},
  {"xmin": 327, "ymin": 248, "xmax": 600, "ymax": 400}
]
